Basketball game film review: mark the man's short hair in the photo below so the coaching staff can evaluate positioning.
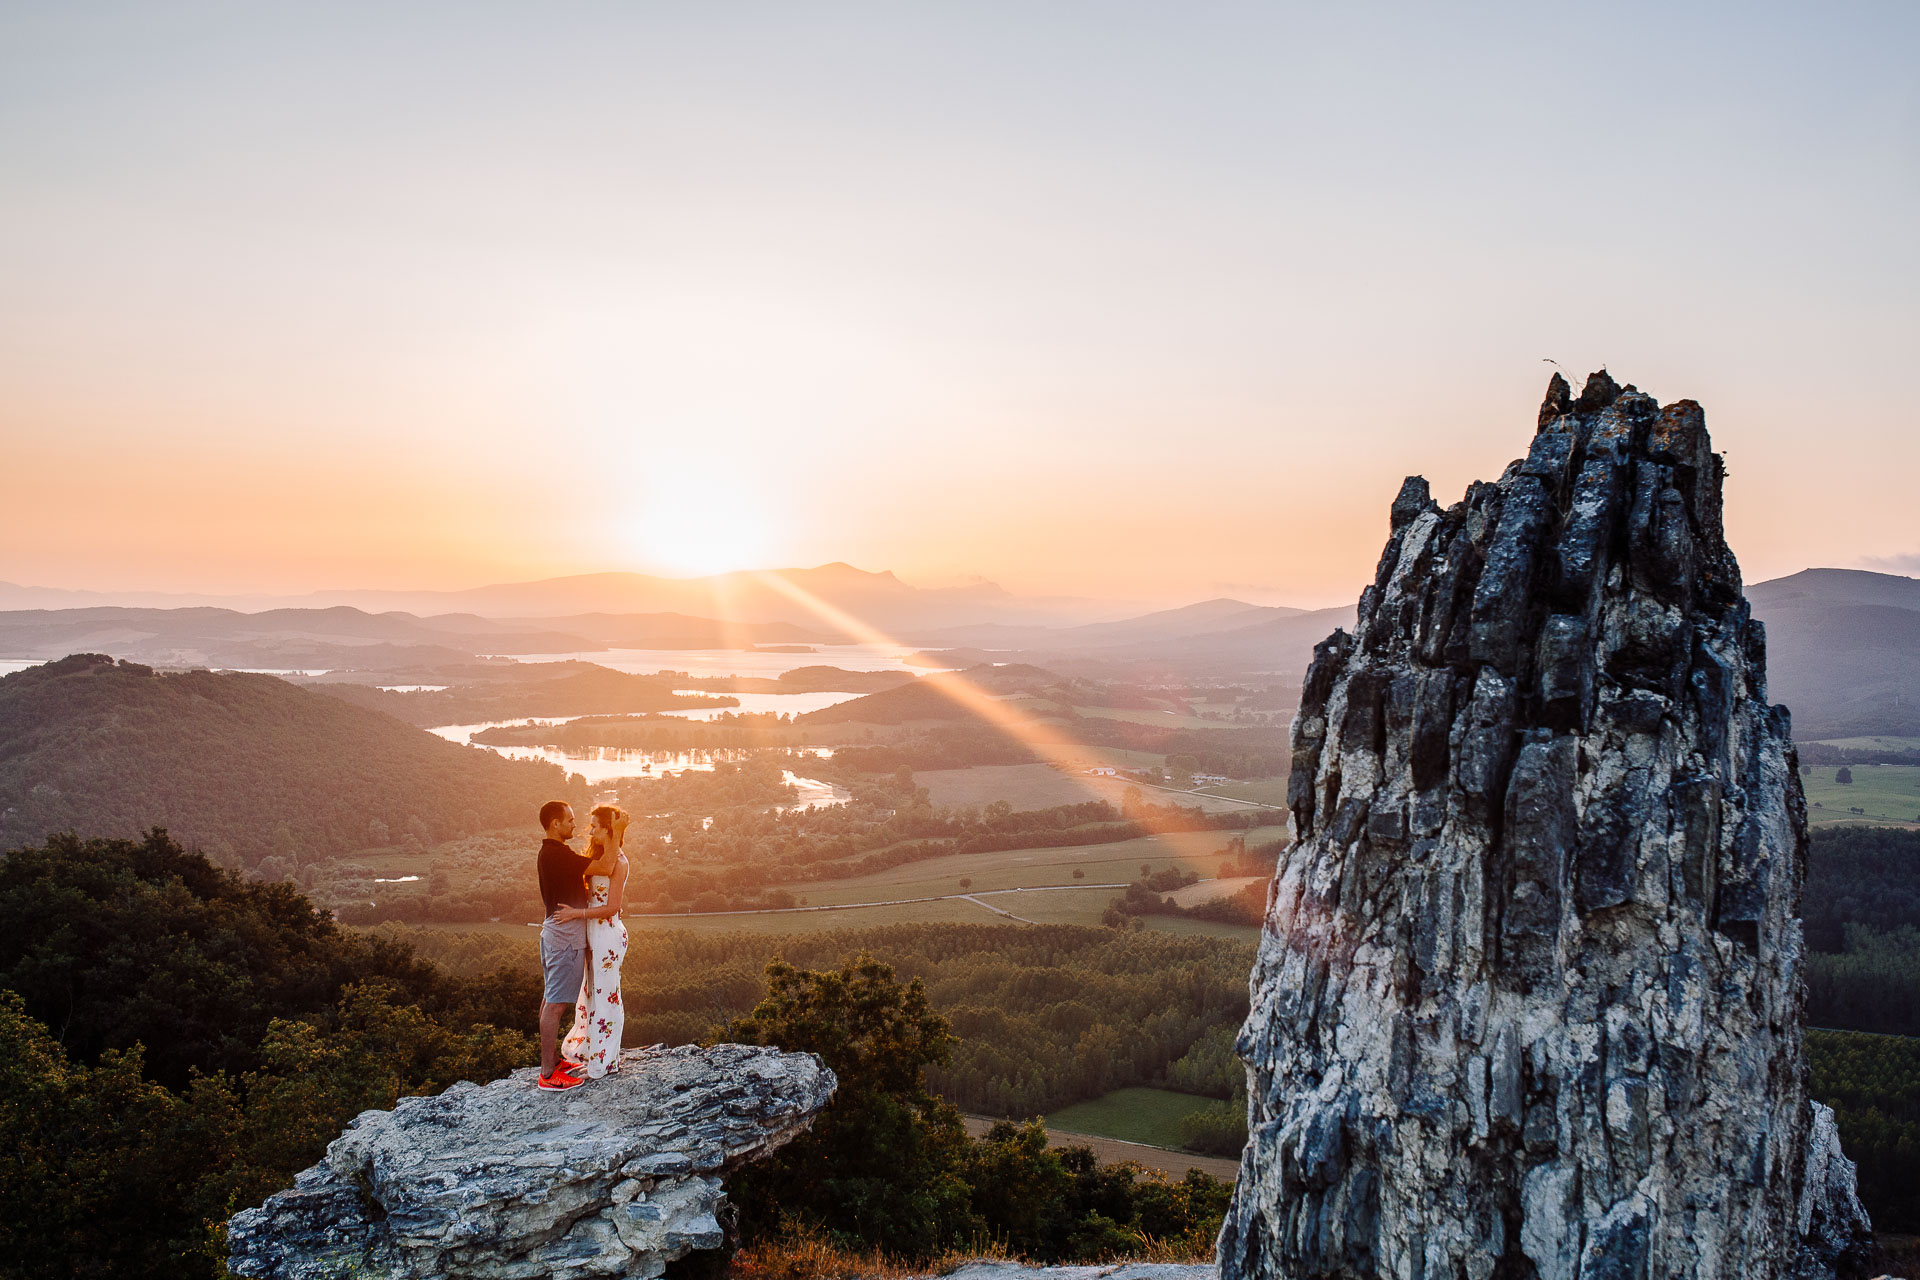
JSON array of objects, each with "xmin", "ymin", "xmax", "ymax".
[{"xmin": 539, "ymin": 800, "xmax": 570, "ymax": 831}]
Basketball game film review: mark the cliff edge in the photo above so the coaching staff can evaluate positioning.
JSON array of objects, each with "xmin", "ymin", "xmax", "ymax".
[{"xmin": 1218, "ymin": 373, "xmax": 1873, "ymax": 1280}]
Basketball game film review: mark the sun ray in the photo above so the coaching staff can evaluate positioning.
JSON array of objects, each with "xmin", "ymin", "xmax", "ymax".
[{"xmin": 747, "ymin": 570, "xmax": 1275, "ymax": 850}]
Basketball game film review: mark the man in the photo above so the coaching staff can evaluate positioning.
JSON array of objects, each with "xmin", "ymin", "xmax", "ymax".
[{"xmin": 534, "ymin": 800, "xmax": 617, "ymax": 1091}]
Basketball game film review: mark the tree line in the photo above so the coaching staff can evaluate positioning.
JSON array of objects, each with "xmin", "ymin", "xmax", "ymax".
[{"xmin": 395, "ymin": 921, "xmax": 1254, "ymax": 1123}]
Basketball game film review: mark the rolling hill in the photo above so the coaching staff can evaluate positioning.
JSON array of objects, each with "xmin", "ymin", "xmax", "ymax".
[
  {"xmin": 0, "ymin": 655, "xmax": 576, "ymax": 866},
  {"xmin": 0, "ymin": 604, "xmax": 827, "ymax": 671},
  {"xmin": 1749, "ymin": 570, "xmax": 1920, "ymax": 739},
  {"xmin": 796, "ymin": 665, "xmax": 1076, "ymax": 726}
]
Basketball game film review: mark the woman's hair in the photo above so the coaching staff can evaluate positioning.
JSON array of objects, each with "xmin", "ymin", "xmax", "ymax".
[{"xmin": 590, "ymin": 803, "xmax": 629, "ymax": 845}]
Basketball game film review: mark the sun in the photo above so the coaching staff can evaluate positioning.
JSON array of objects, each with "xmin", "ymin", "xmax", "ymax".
[{"xmin": 624, "ymin": 491, "xmax": 782, "ymax": 579}]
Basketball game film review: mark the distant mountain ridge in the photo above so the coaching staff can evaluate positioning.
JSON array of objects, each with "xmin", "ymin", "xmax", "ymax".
[
  {"xmin": 0, "ymin": 563, "xmax": 1133, "ymax": 633},
  {"xmin": 14, "ymin": 563, "xmax": 1907, "ymax": 727},
  {"xmin": 0, "ymin": 605, "xmax": 824, "ymax": 671}
]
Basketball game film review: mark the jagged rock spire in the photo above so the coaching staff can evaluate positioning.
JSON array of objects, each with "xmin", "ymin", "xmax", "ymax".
[{"xmin": 1219, "ymin": 374, "xmax": 1872, "ymax": 1280}]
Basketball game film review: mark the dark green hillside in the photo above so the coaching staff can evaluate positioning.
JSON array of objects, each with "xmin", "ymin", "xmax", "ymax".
[
  {"xmin": 797, "ymin": 666, "xmax": 1072, "ymax": 726},
  {"xmin": 797, "ymin": 677, "xmax": 989, "ymax": 725},
  {"xmin": 0, "ymin": 655, "xmax": 574, "ymax": 865},
  {"xmin": 1762, "ymin": 602, "xmax": 1920, "ymax": 739}
]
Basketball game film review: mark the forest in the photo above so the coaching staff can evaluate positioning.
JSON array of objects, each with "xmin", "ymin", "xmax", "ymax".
[
  {"xmin": 0, "ymin": 832, "xmax": 1241, "ymax": 1279},
  {"xmin": 2, "ymin": 817, "xmax": 1918, "ymax": 1280},
  {"xmin": 1804, "ymin": 825, "xmax": 1920, "ymax": 1041}
]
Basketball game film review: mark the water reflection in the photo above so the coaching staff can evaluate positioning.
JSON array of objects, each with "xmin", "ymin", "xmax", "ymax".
[
  {"xmin": 668, "ymin": 689, "xmax": 862, "ymax": 720},
  {"xmin": 431, "ymin": 718, "xmax": 848, "ymax": 805},
  {"xmin": 503, "ymin": 643, "xmax": 948, "ymax": 679}
]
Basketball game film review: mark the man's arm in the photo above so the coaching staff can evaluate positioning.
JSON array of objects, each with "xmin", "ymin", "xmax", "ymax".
[{"xmin": 583, "ymin": 843, "xmax": 619, "ymax": 877}]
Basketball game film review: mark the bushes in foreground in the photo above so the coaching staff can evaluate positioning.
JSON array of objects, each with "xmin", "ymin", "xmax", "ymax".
[{"xmin": 721, "ymin": 953, "xmax": 1230, "ymax": 1262}]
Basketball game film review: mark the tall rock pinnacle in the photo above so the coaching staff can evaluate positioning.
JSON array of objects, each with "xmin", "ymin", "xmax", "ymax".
[{"xmin": 1218, "ymin": 375, "xmax": 1873, "ymax": 1280}]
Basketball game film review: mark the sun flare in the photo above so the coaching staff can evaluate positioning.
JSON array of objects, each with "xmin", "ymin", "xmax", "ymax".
[{"xmin": 626, "ymin": 493, "xmax": 781, "ymax": 579}]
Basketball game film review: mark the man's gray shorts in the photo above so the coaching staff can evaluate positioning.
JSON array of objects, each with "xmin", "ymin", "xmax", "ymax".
[{"xmin": 540, "ymin": 935, "xmax": 586, "ymax": 1005}]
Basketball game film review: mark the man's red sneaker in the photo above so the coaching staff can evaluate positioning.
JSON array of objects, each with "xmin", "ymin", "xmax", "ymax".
[
  {"xmin": 537, "ymin": 1069, "xmax": 584, "ymax": 1091},
  {"xmin": 557, "ymin": 1058, "xmax": 583, "ymax": 1074}
]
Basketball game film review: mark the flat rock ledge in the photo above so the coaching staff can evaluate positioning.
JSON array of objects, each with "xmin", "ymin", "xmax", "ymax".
[{"xmin": 228, "ymin": 1043, "xmax": 836, "ymax": 1280}]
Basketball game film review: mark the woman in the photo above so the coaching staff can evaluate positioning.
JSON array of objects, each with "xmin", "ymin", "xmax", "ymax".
[{"xmin": 560, "ymin": 803, "xmax": 630, "ymax": 1078}]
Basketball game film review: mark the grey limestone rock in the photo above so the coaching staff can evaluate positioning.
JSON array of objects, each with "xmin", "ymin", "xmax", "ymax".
[
  {"xmin": 1218, "ymin": 374, "xmax": 1874, "ymax": 1280},
  {"xmin": 228, "ymin": 1043, "xmax": 835, "ymax": 1280}
]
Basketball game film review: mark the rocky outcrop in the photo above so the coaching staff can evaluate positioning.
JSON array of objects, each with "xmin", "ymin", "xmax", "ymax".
[
  {"xmin": 1218, "ymin": 374, "xmax": 1874, "ymax": 1280},
  {"xmin": 228, "ymin": 1044, "xmax": 835, "ymax": 1280}
]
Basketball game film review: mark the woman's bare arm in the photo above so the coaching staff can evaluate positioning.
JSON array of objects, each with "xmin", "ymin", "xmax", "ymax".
[{"xmin": 588, "ymin": 855, "xmax": 628, "ymax": 919}]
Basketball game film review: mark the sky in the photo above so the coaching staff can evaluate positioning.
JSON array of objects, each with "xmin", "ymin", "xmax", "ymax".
[{"xmin": 2, "ymin": 2, "xmax": 1915, "ymax": 609}]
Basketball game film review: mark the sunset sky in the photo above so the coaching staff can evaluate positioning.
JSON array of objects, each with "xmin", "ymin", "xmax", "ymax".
[{"xmin": 3, "ymin": 3, "xmax": 1915, "ymax": 609}]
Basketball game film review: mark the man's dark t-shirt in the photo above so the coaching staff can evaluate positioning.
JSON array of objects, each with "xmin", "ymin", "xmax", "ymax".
[{"xmin": 537, "ymin": 838, "xmax": 591, "ymax": 917}]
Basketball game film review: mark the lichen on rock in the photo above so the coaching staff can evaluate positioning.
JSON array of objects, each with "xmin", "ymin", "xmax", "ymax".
[
  {"xmin": 1218, "ymin": 373, "xmax": 1874, "ymax": 1280},
  {"xmin": 227, "ymin": 1043, "xmax": 835, "ymax": 1280}
]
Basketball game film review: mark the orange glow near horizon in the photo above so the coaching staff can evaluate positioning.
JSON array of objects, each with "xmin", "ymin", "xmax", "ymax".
[{"xmin": 4, "ymin": 9, "xmax": 1916, "ymax": 605}]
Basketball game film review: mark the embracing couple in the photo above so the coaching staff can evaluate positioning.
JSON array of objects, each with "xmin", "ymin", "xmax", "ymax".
[{"xmin": 534, "ymin": 800, "xmax": 631, "ymax": 1092}]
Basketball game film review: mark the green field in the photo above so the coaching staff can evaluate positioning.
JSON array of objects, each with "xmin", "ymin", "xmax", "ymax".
[
  {"xmin": 974, "ymin": 885, "xmax": 1124, "ymax": 925},
  {"xmin": 1045, "ymin": 1086, "xmax": 1220, "ymax": 1150},
  {"xmin": 1072, "ymin": 705, "xmax": 1221, "ymax": 731},
  {"xmin": 1810, "ymin": 736, "xmax": 1920, "ymax": 752},
  {"xmin": 1803, "ymin": 766, "xmax": 1920, "ymax": 828},
  {"xmin": 436, "ymin": 897, "xmax": 1019, "ymax": 938},
  {"xmin": 346, "ymin": 824, "xmax": 1286, "ymax": 938},
  {"xmin": 646, "ymin": 826, "xmax": 1280, "ymax": 935},
  {"xmin": 1057, "ymin": 746, "xmax": 1170, "ymax": 771},
  {"xmin": 626, "ymin": 897, "xmax": 1000, "ymax": 934},
  {"xmin": 789, "ymin": 828, "xmax": 1286, "ymax": 906},
  {"xmin": 1192, "ymin": 779, "xmax": 1289, "ymax": 807},
  {"xmin": 914, "ymin": 763, "xmax": 1097, "ymax": 811},
  {"xmin": 1094, "ymin": 778, "xmax": 1274, "ymax": 815}
]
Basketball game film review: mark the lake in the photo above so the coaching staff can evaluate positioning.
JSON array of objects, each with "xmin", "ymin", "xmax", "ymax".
[
  {"xmin": 668, "ymin": 689, "xmax": 863, "ymax": 719},
  {"xmin": 476, "ymin": 641, "xmax": 938, "ymax": 732},
  {"xmin": 430, "ymin": 718, "xmax": 851, "ymax": 806},
  {"xmin": 506, "ymin": 642, "xmax": 948, "ymax": 679}
]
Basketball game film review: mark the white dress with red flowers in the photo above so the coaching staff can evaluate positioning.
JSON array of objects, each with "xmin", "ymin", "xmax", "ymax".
[{"xmin": 560, "ymin": 864, "xmax": 628, "ymax": 1077}]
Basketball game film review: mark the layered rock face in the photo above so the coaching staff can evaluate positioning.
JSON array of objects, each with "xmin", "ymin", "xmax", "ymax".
[
  {"xmin": 1218, "ymin": 374, "xmax": 1872, "ymax": 1280},
  {"xmin": 228, "ymin": 1044, "xmax": 835, "ymax": 1280}
]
